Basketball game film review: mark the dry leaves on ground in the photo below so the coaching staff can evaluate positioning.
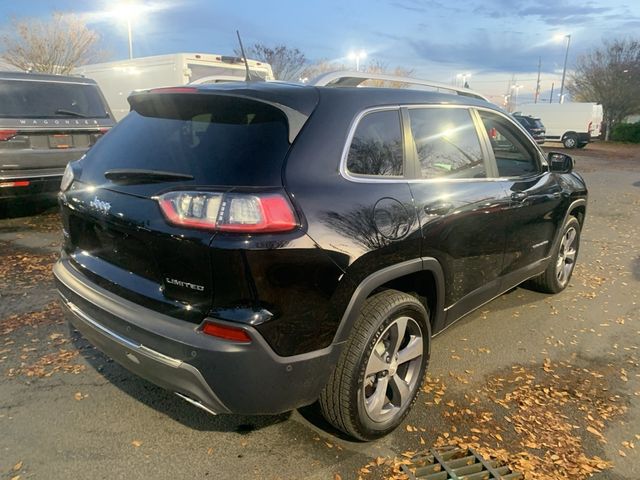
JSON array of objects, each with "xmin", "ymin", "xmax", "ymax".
[
  {"xmin": 362, "ymin": 358, "xmax": 629, "ymax": 480},
  {"xmin": 0, "ymin": 241, "xmax": 57, "ymax": 290},
  {"xmin": 0, "ymin": 302, "xmax": 64, "ymax": 336}
]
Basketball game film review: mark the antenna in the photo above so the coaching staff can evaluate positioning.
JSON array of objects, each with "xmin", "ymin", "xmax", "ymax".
[{"xmin": 236, "ymin": 30, "xmax": 252, "ymax": 82}]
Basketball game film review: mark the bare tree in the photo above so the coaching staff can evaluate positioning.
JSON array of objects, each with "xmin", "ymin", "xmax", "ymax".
[
  {"xmin": 300, "ymin": 60, "xmax": 347, "ymax": 81},
  {"xmin": 567, "ymin": 39, "xmax": 640, "ymax": 140},
  {"xmin": 237, "ymin": 43, "xmax": 306, "ymax": 81},
  {"xmin": 301, "ymin": 58, "xmax": 414, "ymax": 86},
  {"xmin": 361, "ymin": 60, "xmax": 415, "ymax": 88},
  {"xmin": 1, "ymin": 13, "xmax": 104, "ymax": 75}
]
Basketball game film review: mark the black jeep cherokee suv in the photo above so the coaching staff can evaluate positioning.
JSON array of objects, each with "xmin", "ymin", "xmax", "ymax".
[
  {"xmin": 0, "ymin": 72, "xmax": 113, "ymax": 205},
  {"xmin": 54, "ymin": 80, "xmax": 587, "ymax": 440}
]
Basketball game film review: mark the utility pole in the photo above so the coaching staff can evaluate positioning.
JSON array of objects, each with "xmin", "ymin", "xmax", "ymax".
[
  {"xmin": 559, "ymin": 34, "xmax": 571, "ymax": 103},
  {"xmin": 534, "ymin": 57, "xmax": 541, "ymax": 103},
  {"xmin": 549, "ymin": 82, "xmax": 554, "ymax": 103}
]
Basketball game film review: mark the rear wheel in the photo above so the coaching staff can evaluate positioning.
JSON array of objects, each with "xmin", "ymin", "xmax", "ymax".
[
  {"xmin": 528, "ymin": 216, "xmax": 581, "ymax": 293},
  {"xmin": 563, "ymin": 133, "xmax": 578, "ymax": 149},
  {"xmin": 319, "ymin": 290, "xmax": 430, "ymax": 440}
]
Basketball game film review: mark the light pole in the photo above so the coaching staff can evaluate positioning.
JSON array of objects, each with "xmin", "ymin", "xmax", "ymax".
[
  {"xmin": 556, "ymin": 34, "xmax": 571, "ymax": 104},
  {"xmin": 113, "ymin": 1, "xmax": 141, "ymax": 59},
  {"xmin": 511, "ymin": 84, "xmax": 523, "ymax": 110},
  {"xmin": 126, "ymin": 17, "xmax": 133, "ymax": 59},
  {"xmin": 348, "ymin": 50, "xmax": 367, "ymax": 71}
]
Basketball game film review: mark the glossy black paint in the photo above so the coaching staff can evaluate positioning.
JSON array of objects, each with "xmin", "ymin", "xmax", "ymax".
[{"xmin": 56, "ymin": 82, "xmax": 587, "ymax": 382}]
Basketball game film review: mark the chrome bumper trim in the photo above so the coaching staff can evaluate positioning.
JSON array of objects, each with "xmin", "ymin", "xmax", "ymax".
[{"xmin": 60, "ymin": 292, "xmax": 182, "ymax": 368}]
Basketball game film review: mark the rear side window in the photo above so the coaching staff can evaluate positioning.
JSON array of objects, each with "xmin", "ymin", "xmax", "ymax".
[
  {"xmin": 479, "ymin": 111, "xmax": 539, "ymax": 177},
  {"xmin": 0, "ymin": 80, "xmax": 109, "ymax": 118},
  {"xmin": 347, "ymin": 110, "xmax": 403, "ymax": 177},
  {"xmin": 408, "ymin": 108, "xmax": 485, "ymax": 179},
  {"xmin": 80, "ymin": 95, "xmax": 290, "ymax": 186}
]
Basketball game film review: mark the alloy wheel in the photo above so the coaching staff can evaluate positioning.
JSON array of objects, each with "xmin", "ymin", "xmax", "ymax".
[
  {"xmin": 362, "ymin": 316, "xmax": 423, "ymax": 423},
  {"xmin": 556, "ymin": 226, "xmax": 577, "ymax": 286}
]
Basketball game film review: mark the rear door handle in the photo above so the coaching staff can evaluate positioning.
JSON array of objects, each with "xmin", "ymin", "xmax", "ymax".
[
  {"xmin": 424, "ymin": 202, "xmax": 453, "ymax": 215},
  {"xmin": 511, "ymin": 192, "xmax": 529, "ymax": 202}
]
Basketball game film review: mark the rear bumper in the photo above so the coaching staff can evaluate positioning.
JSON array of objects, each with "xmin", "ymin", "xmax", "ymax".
[
  {"xmin": 53, "ymin": 256, "xmax": 340, "ymax": 415},
  {"xmin": 0, "ymin": 171, "xmax": 62, "ymax": 201}
]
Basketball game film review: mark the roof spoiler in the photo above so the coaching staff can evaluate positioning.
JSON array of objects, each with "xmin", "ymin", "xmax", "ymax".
[{"xmin": 310, "ymin": 70, "xmax": 490, "ymax": 102}]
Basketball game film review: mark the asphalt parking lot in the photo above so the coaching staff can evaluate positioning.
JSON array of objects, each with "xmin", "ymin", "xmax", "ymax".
[{"xmin": 1, "ymin": 142, "xmax": 639, "ymax": 480}]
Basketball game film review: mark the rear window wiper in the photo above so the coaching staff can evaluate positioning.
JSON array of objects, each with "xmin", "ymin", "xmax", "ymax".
[
  {"xmin": 104, "ymin": 169, "xmax": 194, "ymax": 184},
  {"xmin": 54, "ymin": 109, "xmax": 89, "ymax": 118}
]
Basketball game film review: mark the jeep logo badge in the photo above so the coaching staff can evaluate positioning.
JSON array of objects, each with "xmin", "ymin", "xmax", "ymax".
[{"xmin": 89, "ymin": 196, "xmax": 111, "ymax": 215}]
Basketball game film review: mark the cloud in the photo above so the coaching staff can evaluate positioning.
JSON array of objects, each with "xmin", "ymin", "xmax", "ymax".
[{"xmin": 409, "ymin": 32, "xmax": 578, "ymax": 73}]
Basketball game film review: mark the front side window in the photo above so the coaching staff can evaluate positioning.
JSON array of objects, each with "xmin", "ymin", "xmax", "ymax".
[
  {"xmin": 408, "ymin": 107, "xmax": 485, "ymax": 179},
  {"xmin": 479, "ymin": 111, "xmax": 539, "ymax": 177},
  {"xmin": 347, "ymin": 110, "xmax": 404, "ymax": 177}
]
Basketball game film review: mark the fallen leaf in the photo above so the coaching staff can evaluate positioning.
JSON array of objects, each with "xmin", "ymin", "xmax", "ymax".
[
  {"xmin": 13, "ymin": 462, "xmax": 22, "ymax": 471},
  {"xmin": 131, "ymin": 440, "xmax": 143, "ymax": 448}
]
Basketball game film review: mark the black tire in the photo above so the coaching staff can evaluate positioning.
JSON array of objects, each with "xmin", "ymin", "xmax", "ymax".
[
  {"xmin": 319, "ymin": 289, "xmax": 430, "ymax": 441},
  {"xmin": 577, "ymin": 142, "xmax": 587, "ymax": 149},
  {"xmin": 528, "ymin": 216, "xmax": 581, "ymax": 294},
  {"xmin": 563, "ymin": 133, "xmax": 578, "ymax": 149}
]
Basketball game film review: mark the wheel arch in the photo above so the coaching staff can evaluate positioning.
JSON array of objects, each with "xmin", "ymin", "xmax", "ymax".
[
  {"xmin": 332, "ymin": 257, "xmax": 445, "ymax": 345},
  {"xmin": 551, "ymin": 198, "xmax": 587, "ymax": 253}
]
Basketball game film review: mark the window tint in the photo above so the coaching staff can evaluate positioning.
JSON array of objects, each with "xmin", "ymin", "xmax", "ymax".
[
  {"xmin": 0, "ymin": 80, "xmax": 109, "ymax": 118},
  {"xmin": 347, "ymin": 110, "xmax": 403, "ymax": 176},
  {"xmin": 479, "ymin": 111, "xmax": 539, "ymax": 177},
  {"xmin": 408, "ymin": 108, "xmax": 485, "ymax": 179},
  {"xmin": 80, "ymin": 95, "xmax": 290, "ymax": 186}
]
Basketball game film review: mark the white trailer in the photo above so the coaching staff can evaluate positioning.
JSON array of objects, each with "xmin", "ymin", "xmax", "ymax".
[
  {"xmin": 73, "ymin": 53, "xmax": 274, "ymax": 121},
  {"xmin": 516, "ymin": 102, "xmax": 603, "ymax": 149}
]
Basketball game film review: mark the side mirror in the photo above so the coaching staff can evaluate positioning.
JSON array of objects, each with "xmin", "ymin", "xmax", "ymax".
[{"xmin": 548, "ymin": 152, "xmax": 573, "ymax": 173}]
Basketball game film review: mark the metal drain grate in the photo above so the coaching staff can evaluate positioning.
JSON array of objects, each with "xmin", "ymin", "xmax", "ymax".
[{"xmin": 400, "ymin": 446, "xmax": 523, "ymax": 480}]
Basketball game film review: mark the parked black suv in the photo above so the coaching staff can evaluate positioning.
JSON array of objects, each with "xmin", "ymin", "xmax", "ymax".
[
  {"xmin": 54, "ymin": 80, "xmax": 587, "ymax": 440},
  {"xmin": 513, "ymin": 114, "xmax": 546, "ymax": 144},
  {"xmin": 0, "ymin": 72, "xmax": 113, "ymax": 205}
]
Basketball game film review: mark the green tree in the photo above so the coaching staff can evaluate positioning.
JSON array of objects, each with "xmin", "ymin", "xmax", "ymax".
[{"xmin": 568, "ymin": 39, "xmax": 640, "ymax": 140}]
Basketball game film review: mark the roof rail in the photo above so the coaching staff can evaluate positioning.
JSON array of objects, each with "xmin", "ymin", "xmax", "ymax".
[{"xmin": 309, "ymin": 70, "xmax": 489, "ymax": 102}]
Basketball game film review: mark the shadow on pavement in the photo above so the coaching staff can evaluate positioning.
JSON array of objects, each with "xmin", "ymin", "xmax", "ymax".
[
  {"xmin": 0, "ymin": 198, "xmax": 58, "ymax": 219},
  {"xmin": 68, "ymin": 324, "xmax": 292, "ymax": 434}
]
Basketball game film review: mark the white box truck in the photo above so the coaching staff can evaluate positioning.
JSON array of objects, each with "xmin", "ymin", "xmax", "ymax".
[
  {"xmin": 516, "ymin": 102, "xmax": 603, "ymax": 149},
  {"xmin": 74, "ymin": 53, "xmax": 274, "ymax": 121}
]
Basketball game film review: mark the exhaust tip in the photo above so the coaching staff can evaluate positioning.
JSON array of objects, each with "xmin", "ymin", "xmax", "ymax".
[{"xmin": 175, "ymin": 392, "xmax": 218, "ymax": 416}]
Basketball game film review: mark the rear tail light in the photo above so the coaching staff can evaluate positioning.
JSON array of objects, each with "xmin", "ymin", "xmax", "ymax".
[
  {"xmin": 0, "ymin": 129, "xmax": 17, "ymax": 141},
  {"xmin": 200, "ymin": 321, "xmax": 251, "ymax": 343},
  {"xmin": 156, "ymin": 191, "xmax": 297, "ymax": 233},
  {"xmin": 60, "ymin": 163, "xmax": 74, "ymax": 192},
  {"xmin": 0, "ymin": 180, "xmax": 29, "ymax": 188},
  {"xmin": 588, "ymin": 121, "xmax": 593, "ymax": 133}
]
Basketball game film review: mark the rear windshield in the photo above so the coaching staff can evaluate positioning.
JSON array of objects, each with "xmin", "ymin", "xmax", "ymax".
[
  {"xmin": 80, "ymin": 94, "xmax": 290, "ymax": 186},
  {"xmin": 0, "ymin": 79, "xmax": 109, "ymax": 118},
  {"xmin": 531, "ymin": 118, "xmax": 544, "ymax": 128}
]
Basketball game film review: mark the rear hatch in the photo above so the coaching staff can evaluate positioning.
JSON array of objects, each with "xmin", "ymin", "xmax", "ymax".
[
  {"xmin": 61, "ymin": 86, "xmax": 316, "ymax": 323},
  {"xmin": 0, "ymin": 77, "xmax": 113, "ymax": 174}
]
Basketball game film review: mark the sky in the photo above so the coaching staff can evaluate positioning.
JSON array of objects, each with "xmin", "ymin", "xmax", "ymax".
[{"xmin": 1, "ymin": 0, "xmax": 639, "ymax": 105}]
